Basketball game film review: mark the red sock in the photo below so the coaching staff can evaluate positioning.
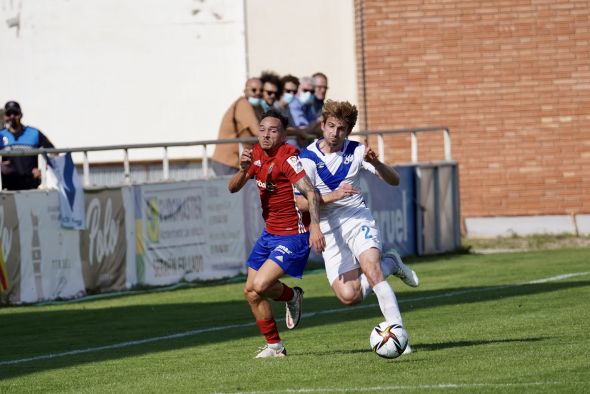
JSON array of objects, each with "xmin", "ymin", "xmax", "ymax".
[
  {"xmin": 256, "ymin": 319, "xmax": 281, "ymax": 344},
  {"xmin": 273, "ymin": 283, "xmax": 294, "ymax": 302}
]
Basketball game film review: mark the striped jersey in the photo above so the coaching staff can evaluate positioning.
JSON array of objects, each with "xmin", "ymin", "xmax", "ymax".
[
  {"xmin": 299, "ymin": 138, "xmax": 377, "ymax": 232},
  {"xmin": 247, "ymin": 143, "xmax": 309, "ymax": 235}
]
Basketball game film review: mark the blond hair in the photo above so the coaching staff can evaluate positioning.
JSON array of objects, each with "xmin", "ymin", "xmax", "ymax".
[{"xmin": 321, "ymin": 100, "xmax": 358, "ymax": 134}]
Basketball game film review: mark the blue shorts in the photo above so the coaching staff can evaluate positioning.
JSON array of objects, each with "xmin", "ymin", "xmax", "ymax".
[{"xmin": 247, "ymin": 229, "xmax": 311, "ymax": 278}]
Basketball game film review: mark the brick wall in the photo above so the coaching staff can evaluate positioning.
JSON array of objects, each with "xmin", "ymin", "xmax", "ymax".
[{"xmin": 355, "ymin": 0, "xmax": 590, "ymax": 219}]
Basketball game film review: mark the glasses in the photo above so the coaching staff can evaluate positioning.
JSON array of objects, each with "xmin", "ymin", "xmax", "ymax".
[
  {"xmin": 4, "ymin": 111, "xmax": 20, "ymax": 117},
  {"xmin": 263, "ymin": 90, "xmax": 277, "ymax": 96},
  {"xmin": 249, "ymin": 88, "xmax": 262, "ymax": 93},
  {"xmin": 284, "ymin": 89, "xmax": 297, "ymax": 94},
  {"xmin": 315, "ymin": 85, "xmax": 328, "ymax": 90},
  {"xmin": 302, "ymin": 89, "xmax": 314, "ymax": 93}
]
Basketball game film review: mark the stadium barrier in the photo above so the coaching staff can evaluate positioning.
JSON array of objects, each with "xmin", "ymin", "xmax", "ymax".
[{"xmin": 0, "ymin": 128, "xmax": 459, "ymax": 304}]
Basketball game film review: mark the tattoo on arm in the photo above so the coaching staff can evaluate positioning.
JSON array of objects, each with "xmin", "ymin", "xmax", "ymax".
[{"xmin": 295, "ymin": 176, "xmax": 321, "ymax": 224}]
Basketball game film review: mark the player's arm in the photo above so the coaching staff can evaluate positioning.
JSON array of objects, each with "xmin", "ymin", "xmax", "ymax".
[
  {"xmin": 228, "ymin": 148, "xmax": 253, "ymax": 193},
  {"xmin": 364, "ymin": 145, "xmax": 400, "ymax": 186},
  {"xmin": 294, "ymin": 175, "xmax": 326, "ymax": 253},
  {"xmin": 295, "ymin": 182, "xmax": 359, "ymax": 211}
]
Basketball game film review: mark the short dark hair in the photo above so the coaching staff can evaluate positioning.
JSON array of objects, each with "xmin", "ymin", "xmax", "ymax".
[
  {"xmin": 312, "ymin": 72, "xmax": 328, "ymax": 81},
  {"xmin": 261, "ymin": 109, "xmax": 288, "ymax": 129},
  {"xmin": 280, "ymin": 74, "xmax": 300, "ymax": 90}
]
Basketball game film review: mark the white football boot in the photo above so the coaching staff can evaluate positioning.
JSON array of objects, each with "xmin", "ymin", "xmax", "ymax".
[
  {"xmin": 255, "ymin": 342, "xmax": 287, "ymax": 358},
  {"xmin": 383, "ymin": 250, "xmax": 420, "ymax": 288}
]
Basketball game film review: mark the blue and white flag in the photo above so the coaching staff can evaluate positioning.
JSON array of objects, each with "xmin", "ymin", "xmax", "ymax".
[{"xmin": 46, "ymin": 152, "xmax": 86, "ymax": 230}]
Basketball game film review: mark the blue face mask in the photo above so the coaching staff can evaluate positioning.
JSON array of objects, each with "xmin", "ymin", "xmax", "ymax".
[
  {"xmin": 260, "ymin": 100, "xmax": 271, "ymax": 112},
  {"xmin": 298, "ymin": 91, "xmax": 313, "ymax": 105},
  {"xmin": 248, "ymin": 97, "xmax": 261, "ymax": 107},
  {"xmin": 283, "ymin": 93, "xmax": 295, "ymax": 104}
]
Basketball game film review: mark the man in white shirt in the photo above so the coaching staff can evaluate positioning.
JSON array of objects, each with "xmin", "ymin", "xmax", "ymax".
[{"xmin": 295, "ymin": 100, "xmax": 419, "ymax": 355}]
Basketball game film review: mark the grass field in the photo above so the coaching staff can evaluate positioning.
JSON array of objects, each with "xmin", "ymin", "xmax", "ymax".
[{"xmin": 1, "ymin": 248, "xmax": 589, "ymax": 393}]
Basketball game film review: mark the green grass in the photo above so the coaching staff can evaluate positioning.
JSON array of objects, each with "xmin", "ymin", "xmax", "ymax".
[{"xmin": 1, "ymin": 248, "xmax": 589, "ymax": 393}]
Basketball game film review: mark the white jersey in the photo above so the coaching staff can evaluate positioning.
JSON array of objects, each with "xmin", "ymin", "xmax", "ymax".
[{"xmin": 299, "ymin": 138, "xmax": 377, "ymax": 233}]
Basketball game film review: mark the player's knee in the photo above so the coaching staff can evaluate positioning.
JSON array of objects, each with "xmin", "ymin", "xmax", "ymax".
[
  {"xmin": 336, "ymin": 288, "xmax": 363, "ymax": 306},
  {"xmin": 243, "ymin": 284, "xmax": 261, "ymax": 303},
  {"xmin": 250, "ymin": 280, "xmax": 269, "ymax": 297}
]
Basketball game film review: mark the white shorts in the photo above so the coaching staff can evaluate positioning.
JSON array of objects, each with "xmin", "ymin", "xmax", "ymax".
[{"xmin": 322, "ymin": 210, "xmax": 382, "ymax": 285}]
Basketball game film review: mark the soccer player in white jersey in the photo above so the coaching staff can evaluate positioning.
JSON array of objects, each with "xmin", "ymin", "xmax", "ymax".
[{"xmin": 295, "ymin": 100, "xmax": 419, "ymax": 355}]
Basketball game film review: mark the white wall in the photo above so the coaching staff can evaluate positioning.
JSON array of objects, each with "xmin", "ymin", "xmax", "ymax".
[
  {"xmin": 0, "ymin": 0, "xmax": 359, "ymax": 162},
  {"xmin": 245, "ymin": 0, "xmax": 357, "ymax": 112},
  {"xmin": 0, "ymin": 0, "xmax": 247, "ymax": 161}
]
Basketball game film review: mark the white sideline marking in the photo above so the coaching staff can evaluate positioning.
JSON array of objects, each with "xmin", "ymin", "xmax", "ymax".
[
  {"xmin": 214, "ymin": 381, "xmax": 584, "ymax": 394},
  {"xmin": 1, "ymin": 271, "xmax": 589, "ymax": 367}
]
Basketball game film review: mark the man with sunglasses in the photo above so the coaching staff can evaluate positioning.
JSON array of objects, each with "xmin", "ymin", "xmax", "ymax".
[
  {"xmin": 211, "ymin": 78, "xmax": 264, "ymax": 176},
  {"xmin": 1, "ymin": 101, "xmax": 54, "ymax": 190},
  {"xmin": 228, "ymin": 109, "xmax": 325, "ymax": 358},
  {"xmin": 259, "ymin": 71, "xmax": 281, "ymax": 113}
]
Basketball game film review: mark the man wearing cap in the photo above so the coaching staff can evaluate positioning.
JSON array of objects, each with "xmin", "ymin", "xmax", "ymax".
[{"xmin": 1, "ymin": 101, "xmax": 54, "ymax": 190}]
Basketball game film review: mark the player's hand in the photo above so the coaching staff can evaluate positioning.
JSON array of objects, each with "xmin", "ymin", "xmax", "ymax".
[
  {"xmin": 240, "ymin": 148, "xmax": 253, "ymax": 171},
  {"xmin": 308, "ymin": 223, "xmax": 325, "ymax": 254},
  {"xmin": 335, "ymin": 182, "xmax": 359, "ymax": 200},
  {"xmin": 32, "ymin": 168, "xmax": 42, "ymax": 179},
  {"xmin": 364, "ymin": 145, "xmax": 379, "ymax": 164}
]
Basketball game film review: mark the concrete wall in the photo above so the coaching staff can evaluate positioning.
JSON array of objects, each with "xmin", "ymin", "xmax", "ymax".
[
  {"xmin": 0, "ymin": 0, "xmax": 247, "ymax": 161},
  {"xmin": 355, "ymin": 0, "xmax": 589, "ymax": 223},
  {"xmin": 245, "ymin": 0, "xmax": 358, "ymax": 108}
]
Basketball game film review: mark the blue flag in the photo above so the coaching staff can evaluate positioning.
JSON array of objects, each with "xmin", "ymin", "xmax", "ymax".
[{"xmin": 46, "ymin": 152, "xmax": 86, "ymax": 230}]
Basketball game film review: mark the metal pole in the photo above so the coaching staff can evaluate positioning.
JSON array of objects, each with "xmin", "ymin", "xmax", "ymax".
[
  {"xmin": 202, "ymin": 145, "xmax": 209, "ymax": 178},
  {"xmin": 123, "ymin": 149, "xmax": 131, "ymax": 184},
  {"xmin": 0, "ymin": 155, "xmax": 3, "ymax": 190},
  {"xmin": 38, "ymin": 154, "xmax": 47, "ymax": 189},
  {"xmin": 83, "ymin": 151, "xmax": 90, "ymax": 186},
  {"xmin": 411, "ymin": 131, "xmax": 418, "ymax": 163},
  {"xmin": 163, "ymin": 146, "xmax": 169, "ymax": 180},
  {"xmin": 443, "ymin": 128, "xmax": 452, "ymax": 161}
]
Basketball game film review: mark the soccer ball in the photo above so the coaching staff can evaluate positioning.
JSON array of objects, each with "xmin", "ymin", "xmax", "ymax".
[{"xmin": 369, "ymin": 322, "xmax": 408, "ymax": 359}]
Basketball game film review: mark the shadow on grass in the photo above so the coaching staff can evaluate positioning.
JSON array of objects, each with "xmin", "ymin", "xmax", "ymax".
[
  {"xmin": 0, "ymin": 280, "xmax": 588, "ymax": 380},
  {"xmin": 416, "ymin": 337, "xmax": 548, "ymax": 352}
]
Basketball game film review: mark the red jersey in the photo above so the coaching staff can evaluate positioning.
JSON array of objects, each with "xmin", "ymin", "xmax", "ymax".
[{"xmin": 247, "ymin": 143, "xmax": 310, "ymax": 235}]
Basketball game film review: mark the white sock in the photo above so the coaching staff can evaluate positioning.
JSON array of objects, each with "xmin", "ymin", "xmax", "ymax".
[
  {"xmin": 373, "ymin": 281, "xmax": 403, "ymax": 325},
  {"xmin": 269, "ymin": 341, "xmax": 283, "ymax": 349},
  {"xmin": 360, "ymin": 274, "xmax": 373, "ymax": 299}
]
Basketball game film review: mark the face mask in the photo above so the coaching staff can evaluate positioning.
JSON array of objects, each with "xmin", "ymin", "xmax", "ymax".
[
  {"xmin": 260, "ymin": 100, "xmax": 271, "ymax": 112},
  {"xmin": 248, "ymin": 97, "xmax": 261, "ymax": 107},
  {"xmin": 298, "ymin": 91, "xmax": 313, "ymax": 105},
  {"xmin": 283, "ymin": 93, "xmax": 294, "ymax": 104}
]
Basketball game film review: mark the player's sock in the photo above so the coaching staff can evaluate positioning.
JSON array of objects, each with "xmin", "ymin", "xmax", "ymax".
[
  {"xmin": 273, "ymin": 283, "xmax": 294, "ymax": 302},
  {"xmin": 256, "ymin": 319, "xmax": 281, "ymax": 344},
  {"xmin": 373, "ymin": 281, "xmax": 403, "ymax": 325},
  {"xmin": 360, "ymin": 274, "xmax": 373, "ymax": 299}
]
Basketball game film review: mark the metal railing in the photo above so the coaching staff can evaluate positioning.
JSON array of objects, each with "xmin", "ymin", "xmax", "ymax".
[{"xmin": 0, "ymin": 126, "xmax": 450, "ymax": 189}]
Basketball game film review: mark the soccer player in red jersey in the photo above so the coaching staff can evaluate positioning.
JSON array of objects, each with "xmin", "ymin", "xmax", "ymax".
[{"xmin": 228, "ymin": 109, "xmax": 325, "ymax": 358}]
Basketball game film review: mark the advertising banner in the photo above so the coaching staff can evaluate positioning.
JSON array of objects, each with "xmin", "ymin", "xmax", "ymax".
[
  {"xmin": 15, "ymin": 192, "xmax": 85, "ymax": 303},
  {"xmin": 79, "ymin": 188, "xmax": 129, "ymax": 293},
  {"xmin": 135, "ymin": 179, "xmax": 246, "ymax": 286},
  {"xmin": 0, "ymin": 194, "xmax": 21, "ymax": 304},
  {"xmin": 359, "ymin": 165, "xmax": 417, "ymax": 257}
]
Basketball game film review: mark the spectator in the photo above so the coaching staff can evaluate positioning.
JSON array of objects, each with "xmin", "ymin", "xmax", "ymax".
[
  {"xmin": 288, "ymin": 76, "xmax": 316, "ymax": 128},
  {"xmin": 210, "ymin": 78, "xmax": 263, "ymax": 176},
  {"xmin": 311, "ymin": 72, "xmax": 329, "ymax": 120},
  {"xmin": 1, "ymin": 101, "xmax": 54, "ymax": 191},
  {"xmin": 275, "ymin": 74, "xmax": 299, "ymax": 127},
  {"xmin": 260, "ymin": 71, "xmax": 281, "ymax": 113}
]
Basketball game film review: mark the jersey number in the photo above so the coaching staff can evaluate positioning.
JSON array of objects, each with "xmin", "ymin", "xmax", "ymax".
[{"xmin": 361, "ymin": 225, "xmax": 371, "ymax": 239}]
